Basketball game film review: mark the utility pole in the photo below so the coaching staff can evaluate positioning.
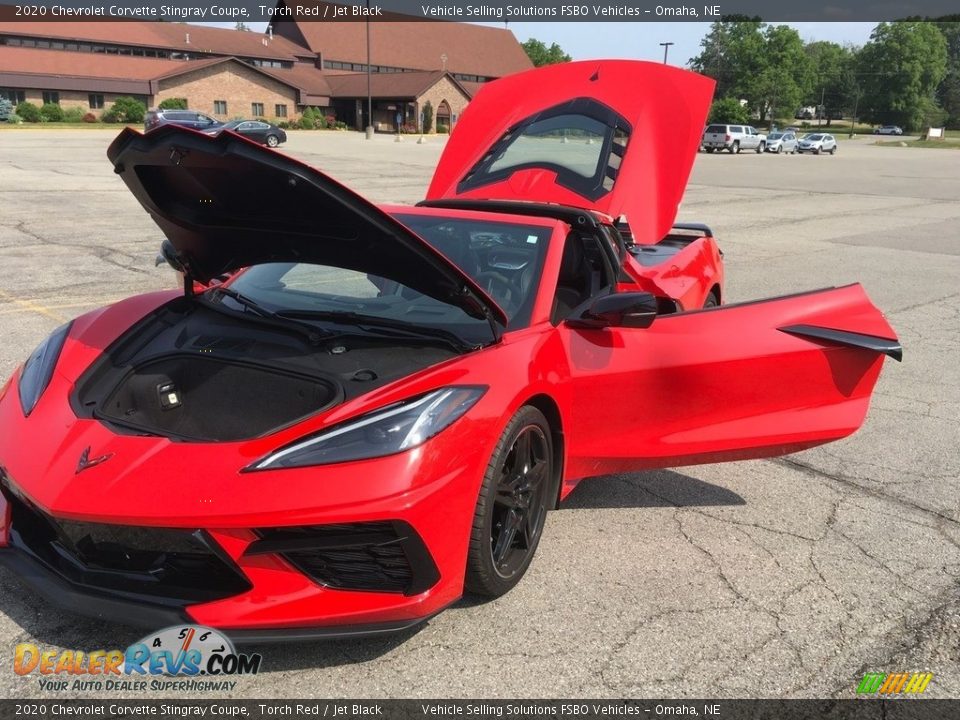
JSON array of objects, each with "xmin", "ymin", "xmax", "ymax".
[
  {"xmin": 849, "ymin": 87, "xmax": 860, "ymax": 139},
  {"xmin": 660, "ymin": 42, "xmax": 674, "ymax": 65},
  {"xmin": 365, "ymin": 0, "xmax": 372, "ymax": 140},
  {"xmin": 818, "ymin": 86, "xmax": 825, "ymax": 128}
]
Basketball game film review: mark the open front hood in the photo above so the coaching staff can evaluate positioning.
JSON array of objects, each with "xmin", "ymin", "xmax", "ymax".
[
  {"xmin": 107, "ymin": 126, "xmax": 506, "ymax": 325},
  {"xmin": 427, "ymin": 60, "xmax": 715, "ymax": 246}
]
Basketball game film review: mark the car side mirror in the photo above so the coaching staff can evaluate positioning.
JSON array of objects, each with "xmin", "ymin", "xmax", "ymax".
[
  {"xmin": 155, "ymin": 239, "xmax": 184, "ymax": 272},
  {"xmin": 566, "ymin": 292, "xmax": 658, "ymax": 330}
]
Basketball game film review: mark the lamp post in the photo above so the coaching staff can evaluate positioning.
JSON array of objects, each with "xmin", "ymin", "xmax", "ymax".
[
  {"xmin": 660, "ymin": 42, "xmax": 674, "ymax": 65},
  {"xmin": 365, "ymin": 0, "xmax": 372, "ymax": 139}
]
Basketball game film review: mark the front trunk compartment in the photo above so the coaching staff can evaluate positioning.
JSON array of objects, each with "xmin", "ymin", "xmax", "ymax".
[
  {"xmin": 72, "ymin": 298, "xmax": 459, "ymax": 442},
  {"xmin": 97, "ymin": 355, "xmax": 342, "ymax": 442}
]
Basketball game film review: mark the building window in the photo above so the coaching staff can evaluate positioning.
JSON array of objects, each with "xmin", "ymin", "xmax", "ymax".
[
  {"xmin": 251, "ymin": 102, "xmax": 264, "ymax": 117},
  {"xmin": 89, "ymin": 94, "xmax": 104, "ymax": 110},
  {"xmin": 275, "ymin": 104, "xmax": 287, "ymax": 118},
  {"xmin": 214, "ymin": 100, "xmax": 227, "ymax": 115},
  {"xmin": 1, "ymin": 89, "xmax": 26, "ymax": 104},
  {"xmin": 42, "ymin": 91, "xmax": 60, "ymax": 105}
]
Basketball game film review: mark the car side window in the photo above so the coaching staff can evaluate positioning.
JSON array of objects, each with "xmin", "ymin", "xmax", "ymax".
[
  {"xmin": 731, "ymin": 126, "xmax": 742, "ymax": 134},
  {"xmin": 552, "ymin": 231, "xmax": 616, "ymax": 324}
]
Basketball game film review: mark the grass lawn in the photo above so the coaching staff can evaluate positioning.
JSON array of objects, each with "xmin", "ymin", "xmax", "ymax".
[{"xmin": 876, "ymin": 137, "xmax": 960, "ymax": 149}]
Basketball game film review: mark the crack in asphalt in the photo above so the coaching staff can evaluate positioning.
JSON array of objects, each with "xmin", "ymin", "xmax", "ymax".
[
  {"xmin": 774, "ymin": 457, "xmax": 960, "ymax": 528},
  {"xmin": 6, "ymin": 220, "xmax": 152, "ymax": 277}
]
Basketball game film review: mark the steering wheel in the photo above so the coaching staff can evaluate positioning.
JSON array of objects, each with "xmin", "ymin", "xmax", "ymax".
[{"xmin": 473, "ymin": 271, "xmax": 523, "ymax": 315}]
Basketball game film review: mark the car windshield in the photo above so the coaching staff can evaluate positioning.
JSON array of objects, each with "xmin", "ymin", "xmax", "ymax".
[
  {"xmin": 221, "ymin": 214, "xmax": 552, "ymax": 345},
  {"xmin": 807, "ymin": 135, "xmax": 824, "ymax": 141},
  {"xmin": 222, "ymin": 120, "xmax": 243, "ymax": 129},
  {"xmin": 769, "ymin": 133, "xmax": 783, "ymax": 140}
]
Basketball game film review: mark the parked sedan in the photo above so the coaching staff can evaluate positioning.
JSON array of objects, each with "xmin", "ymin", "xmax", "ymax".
[
  {"xmin": 206, "ymin": 119, "xmax": 287, "ymax": 147},
  {"xmin": 874, "ymin": 125, "xmax": 904, "ymax": 136},
  {"xmin": 797, "ymin": 133, "xmax": 837, "ymax": 155},
  {"xmin": 765, "ymin": 132, "xmax": 798, "ymax": 154}
]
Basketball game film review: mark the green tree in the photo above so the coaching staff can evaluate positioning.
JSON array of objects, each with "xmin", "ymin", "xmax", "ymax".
[
  {"xmin": 102, "ymin": 97, "xmax": 146, "ymax": 124},
  {"xmin": 748, "ymin": 25, "xmax": 813, "ymax": 124},
  {"xmin": 158, "ymin": 97, "xmax": 188, "ymax": 110},
  {"xmin": 521, "ymin": 38, "xmax": 572, "ymax": 67},
  {"xmin": 235, "ymin": 22, "xmax": 250, "ymax": 31},
  {"xmin": 422, "ymin": 100, "xmax": 433, "ymax": 134},
  {"xmin": 934, "ymin": 18, "xmax": 960, "ymax": 128},
  {"xmin": 16, "ymin": 101, "xmax": 41, "ymax": 123},
  {"xmin": 690, "ymin": 18, "xmax": 765, "ymax": 101},
  {"xmin": 708, "ymin": 96, "xmax": 750, "ymax": 124},
  {"xmin": 39, "ymin": 102, "xmax": 64, "ymax": 122},
  {"xmin": 804, "ymin": 41, "xmax": 858, "ymax": 125},
  {"xmin": 858, "ymin": 21, "xmax": 948, "ymax": 131}
]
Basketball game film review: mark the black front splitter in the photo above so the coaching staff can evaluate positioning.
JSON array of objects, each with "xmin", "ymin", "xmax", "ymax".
[{"xmin": 0, "ymin": 546, "xmax": 450, "ymax": 644}]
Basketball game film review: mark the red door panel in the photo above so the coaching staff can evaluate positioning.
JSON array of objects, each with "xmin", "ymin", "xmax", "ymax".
[{"xmin": 560, "ymin": 284, "xmax": 899, "ymax": 489}]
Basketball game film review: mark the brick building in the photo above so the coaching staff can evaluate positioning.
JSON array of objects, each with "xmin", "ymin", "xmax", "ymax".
[{"xmin": 0, "ymin": 12, "xmax": 532, "ymax": 130}]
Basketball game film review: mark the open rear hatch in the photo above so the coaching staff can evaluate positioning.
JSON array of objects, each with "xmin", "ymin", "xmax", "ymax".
[{"xmin": 426, "ymin": 60, "xmax": 715, "ymax": 246}]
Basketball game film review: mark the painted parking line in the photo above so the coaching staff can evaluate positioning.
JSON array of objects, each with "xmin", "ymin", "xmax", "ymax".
[
  {"xmin": 0, "ymin": 289, "xmax": 68, "ymax": 322},
  {"xmin": 0, "ymin": 298, "xmax": 128, "ymax": 317}
]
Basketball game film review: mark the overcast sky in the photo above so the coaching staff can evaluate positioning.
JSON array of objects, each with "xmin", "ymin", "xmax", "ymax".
[{"xmin": 206, "ymin": 21, "xmax": 877, "ymax": 67}]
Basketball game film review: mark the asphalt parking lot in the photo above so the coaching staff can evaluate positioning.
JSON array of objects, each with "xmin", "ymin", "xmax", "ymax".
[{"xmin": 1, "ymin": 129, "xmax": 958, "ymax": 699}]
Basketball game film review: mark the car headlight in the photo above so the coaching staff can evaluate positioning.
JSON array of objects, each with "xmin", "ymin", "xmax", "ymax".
[
  {"xmin": 248, "ymin": 386, "xmax": 487, "ymax": 470},
  {"xmin": 18, "ymin": 322, "xmax": 72, "ymax": 417}
]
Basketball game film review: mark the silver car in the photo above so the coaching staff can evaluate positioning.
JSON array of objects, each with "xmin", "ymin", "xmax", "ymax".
[
  {"xmin": 765, "ymin": 132, "xmax": 798, "ymax": 154},
  {"xmin": 797, "ymin": 133, "xmax": 837, "ymax": 155}
]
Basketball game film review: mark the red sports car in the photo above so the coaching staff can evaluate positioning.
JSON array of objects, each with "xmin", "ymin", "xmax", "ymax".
[{"xmin": 0, "ymin": 61, "xmax": 900, "ymax": 640}]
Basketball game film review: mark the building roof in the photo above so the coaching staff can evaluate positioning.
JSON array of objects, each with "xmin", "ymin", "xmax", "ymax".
[
  {"xmin": 259, "ymin": 63, "xmax": 333, "ymax": 105},
  {"xmin": 273, "ymin": 16, "xmax": 533, "ymax": 79},
  {"xmin": 0, "ymin": 44, "xmax": 207, "ymax": 83},
  {"xmin": 0, "ymin": 46, "xmax": 311, "ymax": 98},
  {"xmin": 324, "ymin": 70, "xmax": 468, "ymax": 100},
  {"xmin": 0, "ymin": 21, "xmax": 314, "ymax": 62}
]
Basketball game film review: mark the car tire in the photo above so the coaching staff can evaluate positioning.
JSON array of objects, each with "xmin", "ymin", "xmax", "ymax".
[
  {"xmin": 705, "ymin": 147, "xmax": 714, "ymax": 153},
  {"xmin": 465, "ymin": 406, "xmax": 554, "ymax": 598},
  {"xmin": 815, "ymin": 147, "xmax": 821, "ymax": 155},
  {"xmin": 756, "ymin": 142, "xmax": 765, "ymax": 154},
  {"xmin": 704, "ymin": 291, "xmax": 720, "ymax": 308},
  {"xmin": 829, "ymin": 146, "xmax": 836, "ymax": 155},
  {"xmin": 266, "ymin": 135, "xmax": 280, "ymax": 148},
  {"xmin": 730, "ymin": 141, "xmax": 740, "ymax": 154},
  {"xmin": 776, "ymin": 145, "xmax": 782, "ymax": 154}
]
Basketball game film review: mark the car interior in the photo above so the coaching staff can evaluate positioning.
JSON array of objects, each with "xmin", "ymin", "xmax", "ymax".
[{"xmin": 552, "ymin": 232, "xmax": 616, "ymax": 323}]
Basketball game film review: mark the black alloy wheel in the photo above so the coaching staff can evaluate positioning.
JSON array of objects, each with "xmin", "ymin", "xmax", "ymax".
[{"xmin": 465, "ymin": 406, "xmax": 554, "ymax": 597}]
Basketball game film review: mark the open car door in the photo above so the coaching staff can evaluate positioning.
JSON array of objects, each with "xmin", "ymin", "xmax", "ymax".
[{"xmin": 560, "ymin": 284, "xmax": 901, "ymax": 484}]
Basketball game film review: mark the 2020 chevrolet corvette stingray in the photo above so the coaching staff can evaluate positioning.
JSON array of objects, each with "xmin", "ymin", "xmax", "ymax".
[{"xmin": 0, "ymin": 61, "xmax": 900, "ymax": 639}]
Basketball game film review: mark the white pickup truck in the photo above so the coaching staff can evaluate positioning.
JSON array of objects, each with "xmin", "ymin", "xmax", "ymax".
[{"xmin": 702, "ymin": 124, "xmax": 767, "ymax": 153}]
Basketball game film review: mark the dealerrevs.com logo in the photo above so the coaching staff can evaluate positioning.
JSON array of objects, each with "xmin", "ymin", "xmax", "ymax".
[{"xmin": 14, "ymin": 625, "xmax": 262, "ymax": 692}]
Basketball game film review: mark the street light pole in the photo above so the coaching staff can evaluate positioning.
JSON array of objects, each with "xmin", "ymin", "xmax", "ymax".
[
  {"xmin": 365, "ymin": 0, "xmax": 372, "ymax": 140},
  {"xmin": 660, "ymin": 42, "xmax": 674, "ymax": 65}
]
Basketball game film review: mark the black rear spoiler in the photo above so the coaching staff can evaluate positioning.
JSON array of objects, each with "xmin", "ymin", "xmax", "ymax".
[{"xmin": 616, "ymin": 220, "xmax": 716, "ymax": 247}]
